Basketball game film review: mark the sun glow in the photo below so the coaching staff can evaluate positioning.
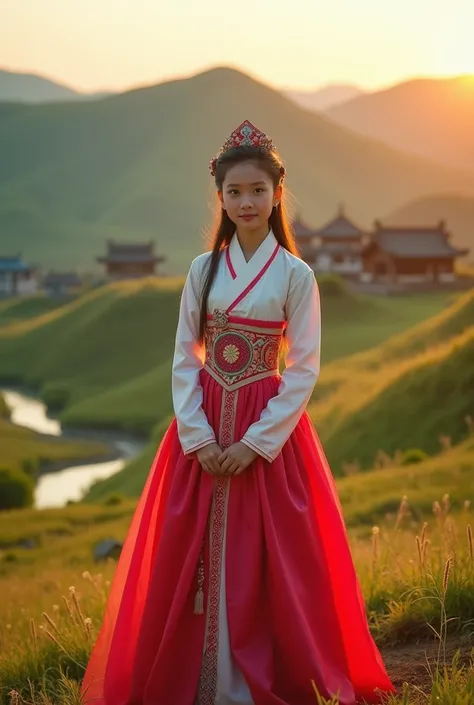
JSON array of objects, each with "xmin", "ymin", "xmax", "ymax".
[{"xmin": 434, "ymin": 29, "xmax": 474, "ymax": 79}]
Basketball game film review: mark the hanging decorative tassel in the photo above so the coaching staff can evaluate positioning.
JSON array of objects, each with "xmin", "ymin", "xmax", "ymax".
[
  {"xmin": 194, "ymin": 544, "xmax": 205, "ymax": 615},
  {"xmin": 194, "ymin": 586, "xmax": 204, "ymax": 615}
]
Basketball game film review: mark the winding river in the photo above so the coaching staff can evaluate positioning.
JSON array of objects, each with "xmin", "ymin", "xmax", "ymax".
[{"xmin": 2, "ymin": 389, "xmax": 144, "ymax": 509}]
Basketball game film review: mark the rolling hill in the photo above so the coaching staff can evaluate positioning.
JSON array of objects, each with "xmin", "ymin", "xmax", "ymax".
[
  {"xmin": 2, "ymin": 67, "xmax": 474, "ymax": 275},
  {"xmin": 385, "ymin": 193, "xmax": 474, "ymax": 259},
  {"xmin": 310, "ymin": 289, "xmax": 474, "ymax": 472},
  {"xmin": 325, "ymin": 76, "xmax": 474, "ymax": 172},
  {"xmin": 0, "ymin": 280, "xmax": 450, "ymax": 438},
  {"xmin": 321, "ymin": 327, "xmax": 474, "ymax": 472},
  {"xmin": 0, "ymin": 68, "xmax": 110, "ymax": 103},
  {"xmin": 0, "ymin": 279, "xmax": 184, "ymax": 434},
  {"xmin": 0, "ymin": 278, "xmax": 471, "ymax": 500}
]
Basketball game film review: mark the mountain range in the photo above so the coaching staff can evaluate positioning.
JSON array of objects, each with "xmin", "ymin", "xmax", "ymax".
[
  {"xmin": 1, "ymin": 66, "xmax": 474, "ymax": 273},
  {"xmin": 325, "ymin": 76, "xmax": 474, "ymax": 173},
  {"xmin": 0, "ymin": 69, "xmax": 111, "ymax": 103},
  {"xmin": 3, "ymin": 67, "xmax": 473, "ymax": 173},
  {"xmin": 284, "ymin": 84, "xmax": 364, "ymax": 111}
]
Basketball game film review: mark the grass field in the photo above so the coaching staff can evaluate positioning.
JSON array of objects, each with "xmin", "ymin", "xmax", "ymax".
[
  {"xmin": 83, "ymin": 286, "xmax": 473, "ymax": 500},
  {"xmin": 1, "ymin": 441, "xmax": 474, "ymax": 703},
  {"xmin": 1, "ymin": 283, "xmax": 474, "ymax": 702},
  {"xmin": 0, "ymin": 281, "xmax": 451, "ymax": 441},
  {"xmin": 0, "ymin": 296, "xmax": 72, "ymax": 326},
  {"xmin": 310, "ymin": 288, "xmax": 474, "ymax": 474},
  {"xmin": 0, "ymin": 417, "xmax": 110, "ymax": 475}
]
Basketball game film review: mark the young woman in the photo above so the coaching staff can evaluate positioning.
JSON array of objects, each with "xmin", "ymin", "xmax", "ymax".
[{"xmin": 81, "ymin": 121, "xmax": 395, "ymax": 705}]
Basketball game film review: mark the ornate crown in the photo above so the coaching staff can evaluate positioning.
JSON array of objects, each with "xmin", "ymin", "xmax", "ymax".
[{"xmin": 209, "ymin": 120, "xmax": 280, "ymax": 177}]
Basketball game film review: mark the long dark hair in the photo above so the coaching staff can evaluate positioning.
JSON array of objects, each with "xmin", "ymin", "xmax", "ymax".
[{"xmin": 198, "ymin": 145, "xmax": 299, "ymax": 341}]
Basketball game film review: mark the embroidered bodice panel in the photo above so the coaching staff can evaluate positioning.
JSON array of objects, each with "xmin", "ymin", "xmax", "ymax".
[{"xmin": 204, "ymin": 318, "xmax": 284, "ymax": 391}]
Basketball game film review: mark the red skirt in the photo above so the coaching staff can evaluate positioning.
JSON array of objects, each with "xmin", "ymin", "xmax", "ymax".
[{"xmin": 81, "ymin": 371, "xmax": 395, "ymax": 705}]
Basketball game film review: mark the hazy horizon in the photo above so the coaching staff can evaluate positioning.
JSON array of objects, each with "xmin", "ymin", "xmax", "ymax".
[
  {"xmin": 3, "ymin": 61, "xmax": 474, "ymax": 98},
  {"xmin": 1, "ymin": 0, "xmax": 472, "ymax": 94}
]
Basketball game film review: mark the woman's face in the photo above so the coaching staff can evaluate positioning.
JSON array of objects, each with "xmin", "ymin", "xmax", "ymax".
[{"xmin": 219, "ymin": 161, "xmax": 281, "ymax": 236}]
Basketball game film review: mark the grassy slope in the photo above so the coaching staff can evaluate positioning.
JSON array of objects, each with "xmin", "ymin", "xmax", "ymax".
[
  {"xmin": 2, "ymin": 444, "xmax": 474, "ymax": 703},
  {"xmin": 322, "ymin": 328, "xmax": 474, "ymax": 471},
  {"xmin": 2, "ymin": 68, "xmax": 474, "ymax": 274},
  {"xmin": 3, "ymin": 438, "xmax": 473, "ymax": 564},
  {"xmin": 0, "ymin": 295, "xmax": 72, "ymax": 325},
  {"xmin": 0, "ymin": 279, "xmax": 183, "ymax": 433},
  {"xmin": 0, "ymin": 417, "xmax": 110, "ymax": 473},
  {"xmin": 320, "ymin": 289, "xmax": 450, "ymax": 365},
  {"xmin": 85, "ymin": 289, "xmax": 472, "ymax": 501},
  {"xmin": 0, "ymin": 282, "xmax": 450, "ymax": 437},
  {"xmin": 310, "ymin": 289, "xmax": 474, "ymax": 471}
]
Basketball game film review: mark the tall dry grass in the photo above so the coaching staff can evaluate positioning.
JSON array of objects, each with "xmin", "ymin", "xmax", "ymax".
[{"xmin": 1, "ymin": 495, "xmax": 474, "ymax": 703}]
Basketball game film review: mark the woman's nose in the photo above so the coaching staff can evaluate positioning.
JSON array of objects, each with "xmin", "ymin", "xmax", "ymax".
[{"xmin": 240, "ymin": 195, "xmax": 253, "ymax": 208}]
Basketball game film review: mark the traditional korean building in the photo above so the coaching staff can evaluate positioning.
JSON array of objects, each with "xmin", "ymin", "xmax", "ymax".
[
  {"xmin": 361, "ymin": 221, "xmax": 468, "ymax": 286},
  {"xmin": 0, "ymin": 255, "xmax": 38, "ymax": 297},
  {"xmin": 97, "ymin": 241, "xmax": 165, "ymax": 279},
  {"xmin": 292, "ymin": 214, "xmax": 317, "ymax": 265},
  {"xmin": 292, "ymin": 205, "xmax": 367, "ymax": 278},
  {"xmin": 313, "ymin": 205, "xmax": 367, "ymax": 278},
  {"xmin": 42, "ymin": 272, "xmax": 83, "ymax": 297}
]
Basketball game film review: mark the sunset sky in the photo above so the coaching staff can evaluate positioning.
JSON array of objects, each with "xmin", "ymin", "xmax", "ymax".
[{"xmin": 1, "ymin": 0, "xmax": 472, "ymax": 93}]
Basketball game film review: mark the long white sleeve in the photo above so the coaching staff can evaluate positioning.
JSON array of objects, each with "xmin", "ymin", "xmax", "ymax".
[
  {"xmin": 241, "ymin": 270, "xmax": 321, "ymax": 462},
  {"xmin": 172, "ymin": 259, "xmax": 217, "ymax": 455}
]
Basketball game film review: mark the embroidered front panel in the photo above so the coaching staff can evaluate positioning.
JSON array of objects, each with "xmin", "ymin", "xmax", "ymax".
[
  {"xmin": 204, "ymin": 323, "xmax": 283, "ymax": 391},
  {"xmin": 196, "ymin": 388, "xmax": 236, "ymax": 704}
]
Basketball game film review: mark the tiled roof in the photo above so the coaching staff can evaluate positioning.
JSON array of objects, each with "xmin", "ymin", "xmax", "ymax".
[
  {"xmin": 43, "ymin": 272, "xmax": 82, "ymax": 286},
  {"xmin": 317, "ymin": 215, "xmax": 363, "ymax": 238},
  {"xmin": 316, "ymin": 205, "xmax": 365, "ymax": 238},
  {"xmin": 108, "ymin": 243, "xmax": 154, "ymax": 256},
  {"xmin": 0, "ymin": 256, "xmax": 31, "ymax": 273},
  {"xmin": 98, "ymin": 241, "xmax": 165, "ymax": 263},
  {"xmin": 371, "ymin": 226, "xmax": 467, "ymax": 258},
  {"xmin": 292, "ymin": 216, "xmax": 315, "ymax": 239}
]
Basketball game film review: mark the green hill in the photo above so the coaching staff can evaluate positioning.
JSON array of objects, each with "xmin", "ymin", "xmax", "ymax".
[
  {"xmin": 90, "ymin": 311, "xmax": 474, "ymax": 498},
  {"xmin": 0, "ymin": 279, "xmax": 183, "ymax": 433},
  {"xmin": 0, "ymin": 68, "xmax": 108, "ymax": 103},
  {"xmin": 0, "ymin": 281, "xmax": 450, "ymax": 436},
  {"xmin": 310, "ymin": 289, "xmax": 474, "ymax": 472},
  {"xmin": 3, "ymin": 437, "xmax": 472, "ymax": 562},
  {"xmin": 0, "ymin": 295, "xmax": 70, "ymax": 325},
  {"xmin": 2, "ymin": 67, "xmax": 474, "ymax": 274},
  {"xmin": 322, "ymin": 327, "xmax": 474, "ymax": 472},
  {"xmin": 0, "ymin": 416, "xmax": 109, "ymax": 475}
]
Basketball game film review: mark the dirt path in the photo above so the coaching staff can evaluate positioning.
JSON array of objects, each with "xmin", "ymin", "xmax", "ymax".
[{"xmin": 381, "ymin": 637, "xmax": 472, "ymax": 694}]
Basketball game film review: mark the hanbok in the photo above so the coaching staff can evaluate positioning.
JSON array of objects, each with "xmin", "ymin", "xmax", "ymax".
[{"xmin": 81, "ymin": 230, "xmax": 394, "ymax": 705}]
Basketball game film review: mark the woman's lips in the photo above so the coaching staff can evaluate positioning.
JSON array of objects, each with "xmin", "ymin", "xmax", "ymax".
[{"xmin": 239, "ymin": 214, "xmax": 257, "ymax": 221}]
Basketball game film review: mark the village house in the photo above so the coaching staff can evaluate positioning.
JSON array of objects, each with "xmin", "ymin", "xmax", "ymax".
[
  {"xmin": 42, "ymin": 271, "xmax": 83, "ymax": 297},
  {"xmin": 0, "ymin": 255, "xmax": 39, "ymax": 297},
  {"xmin": 293, "ymin": 205, "xmax": 368, "ymax": 279},
  {"xmin": 96, "ymin": 241, "xmax": 166, "ymax": 280},
  {"xmin": 293, "ymin": 207, "xmax": 468, "ymax": 289},
  {"xmin": 361, "ymin": 221, "xmax": 468, "ymax": 286}
]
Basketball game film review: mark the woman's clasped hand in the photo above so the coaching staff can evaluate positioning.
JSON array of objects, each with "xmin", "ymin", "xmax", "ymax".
[{"xmin": 196, "ymin": 442, "xmax": 258, "ymax": 476}]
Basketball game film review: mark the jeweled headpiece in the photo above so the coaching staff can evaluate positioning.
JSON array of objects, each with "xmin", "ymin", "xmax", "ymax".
[{"xmin": 209, "ymin": 120, "xmax": 284, "ymax": 179}]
